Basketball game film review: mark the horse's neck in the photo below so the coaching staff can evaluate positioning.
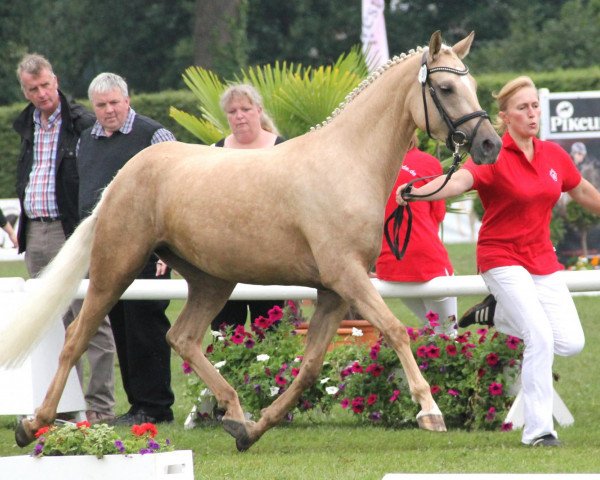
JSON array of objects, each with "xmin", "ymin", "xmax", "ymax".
[{"xmin": 320, "ymin": 58, "xmax": 419, "ymax": 201}]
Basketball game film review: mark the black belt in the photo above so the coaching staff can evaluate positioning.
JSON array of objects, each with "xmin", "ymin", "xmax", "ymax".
[{"xmin": 29, "ymin": 217, "xmax": 61, "ymax": 223}]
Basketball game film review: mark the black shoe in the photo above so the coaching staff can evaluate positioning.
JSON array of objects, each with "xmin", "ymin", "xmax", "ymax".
[
  {"xmin": 109, "ymin": 409, "xmax": 174, "ymax": 426},
  {"xmin": 458, "ymin": 294, "xmax": 496, "ymax": 328},
  {"xmin": 531, "ymin": 434, "xmax": 561, "ymax": 447}
]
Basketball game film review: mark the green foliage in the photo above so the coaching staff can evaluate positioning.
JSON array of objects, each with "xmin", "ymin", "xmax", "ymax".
[
  {"xmin": 32, "ymin": 422, "xmax": 173, "ymax": 458},
  {"xmin": 566, "ymin": 201, "xmax": 600, "ymax": 255},
  {"xmin": 171, "ymin": 47, "xmax": 368, "ymax": 142}
]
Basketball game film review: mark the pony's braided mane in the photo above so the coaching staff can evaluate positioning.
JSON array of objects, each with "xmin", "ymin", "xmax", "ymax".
[{"xmin": 309, "ymin": 46, "xmax": 424, "ymax": 132}]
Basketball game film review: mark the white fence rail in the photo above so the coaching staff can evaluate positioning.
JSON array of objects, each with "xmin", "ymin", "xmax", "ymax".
[{"xmin": 2, "ymin": 269, "xmax": 600, "ymax": 299}]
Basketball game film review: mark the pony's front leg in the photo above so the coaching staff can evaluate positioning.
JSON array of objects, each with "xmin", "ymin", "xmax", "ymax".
[
  {"xmin": 15, "ymin": 307, "xmax": 106, "ymax": 447},
  {"xmin": 237, "ymin": 291, "xmax": 346, "ymax": 451},
  {"xmin": 335, "ymin": 272, "xmax": 446, "ymax": 432}
]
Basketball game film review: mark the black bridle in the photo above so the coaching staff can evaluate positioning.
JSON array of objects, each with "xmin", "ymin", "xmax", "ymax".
[{"xmin": 383, "ymin": 51, "xmax": 490, "ymax": 260}]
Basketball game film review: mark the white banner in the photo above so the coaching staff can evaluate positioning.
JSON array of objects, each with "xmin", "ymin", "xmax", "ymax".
[{"xmin": 361, "ymin": 0, "xmax": 389, "ymax": 71}]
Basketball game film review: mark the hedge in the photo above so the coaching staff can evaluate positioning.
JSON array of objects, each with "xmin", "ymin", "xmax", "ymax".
[{"xmin": 0, "ymin": 67, "xmax": 599, "ymax": 198}]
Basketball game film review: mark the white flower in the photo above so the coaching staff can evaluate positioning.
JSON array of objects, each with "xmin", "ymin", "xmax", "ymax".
[
  {"xmin": 352, "ymin": 327, "xmax": 364, "ymax": 337},
  {"xmin": 293, "ymin": 356, "xmax": 302, "ymax": 363},
  {"xmin": 217, "ymin": 336, "xmax": 225, "ymax": 342},
  {"xmin": 214, "ymin": 360, "xmax": 226, "ymax": 370},
  {"xmin": 269, "ymin": 386, "xmax": 279, "ymax": 397},
  {"xmin": 210, "ymin": 330, "xmax": 222, "ymax": 337},
  {"xmin": 256, "ymin": 354, "xmax": 270, "ymax": 362},
  {"xmin": 320, "ymin": 377, "xmax": 330, "ymax": 384},
  {"xmin": 326, "ymin": 386, "xmax": 339, "ymax": 395}
]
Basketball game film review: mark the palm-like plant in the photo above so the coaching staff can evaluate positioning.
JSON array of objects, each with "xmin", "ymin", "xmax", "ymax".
[{"xmin": 170, "ymin": 46, "xmax": 369, "ymax": 144}]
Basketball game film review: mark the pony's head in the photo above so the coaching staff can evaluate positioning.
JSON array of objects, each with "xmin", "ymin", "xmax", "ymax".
[{"xmin": 408, "ymin": 31, "xmax": 501, "ymax": 165}]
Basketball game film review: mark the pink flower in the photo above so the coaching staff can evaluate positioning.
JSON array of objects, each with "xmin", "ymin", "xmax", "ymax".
[
  {"xmin": 485, "ymin": 406, "xmax": 496, "ymax": 422},
  {"xmin": 340, "ymin": 398, "xmax": 350, "ymax": 409},
  {"xmin": 367, "ymin": 394, "xmax": 378, "ymax": 405},
  {"xmin": 370, "ymin": 343, "xmax": 381, "ymax": 360},
  {"xmin": 501, "ymin": 422, "xmax": 513, "ymax": 431},
  {"xmin": 506, "ymin": 336, "xmax": 521, "ymax": 350},
  {"xmin": 230, "ymin": 332, "xmax": 245, "ymax": 344},
  {"xmin": 425, "ymin": 310, "xmax": 439, "ymax": 327},
  {"xmin": 447, "ymin": 389, "xmax": 459, "ymax": 396},
  {"xmin": 253, "ymin": 315, "xmax": 271, "ymax": 329},
  {"xmin": 351, "ymin": 361, "xmax": 363, "ymax": 374},
  {"xmin": 286, "ymin": 300, "xmax": 298, "ymax": 314},
  {"xmin": 416, "ymin": 345, "xmax": 428, "ymax": 358},
  {"xmin": 488, "ymin": 382, "xmax": 503, "ymax": 396},
  {"xmin": 389, "ymin": 389, "xmax": 401, "ymax": 402},
  {"xmin": 406, "ymin": 327, "xmax": 419, "ymax": 341},
  {"xmin": 268, "ymin": 305, "xmax": 283, "ymax": 323},
  {"xmin": 181, "ymin": 361, "xmax": 193, "ymax": 374},
  {"xmin": 430, "ymin": 385, "xmax": 441, "ymax": 395},
  {"xmin": 275, "ymin": 374, "xmax": 287, "ymax": 386},
  {"xmin": 291, "ymin": 367, "xmax": 299, "ymax": 377},
  {"xmin": 445, "ymin": 344, "xmax": 457, "ymax": 356}
]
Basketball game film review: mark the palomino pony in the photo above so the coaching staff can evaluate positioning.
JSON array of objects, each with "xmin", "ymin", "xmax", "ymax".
[{"xmin": 1, "ymin": 31, "xmax": 501, "ymax": 451}]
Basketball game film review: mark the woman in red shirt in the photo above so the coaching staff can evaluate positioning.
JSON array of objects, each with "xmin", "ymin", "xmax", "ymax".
[
  {"xmin": 396, "ymin": 76, "xmax": 600, "ymax": 447},
  {"xmin": 376, "ymin": 135, "xmax": 457, "ymax": 336}
]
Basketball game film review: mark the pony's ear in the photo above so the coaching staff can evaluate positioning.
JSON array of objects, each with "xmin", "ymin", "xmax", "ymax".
[
  {"xmin": 452, "ymin": 31, "xmax": 475, "ymax": 59},
  {"xmin": 428, "ymin": 31, "xmax": 443, "ymax": 61}
]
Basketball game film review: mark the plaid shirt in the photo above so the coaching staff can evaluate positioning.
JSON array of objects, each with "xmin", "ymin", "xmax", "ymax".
[
  {"xmin": 88, "ymin": 108, "xmax": 175, "ymax": 143},
  {"xmin": 23, "ymin": 104, "xmax": 62, "ymax": 218}
]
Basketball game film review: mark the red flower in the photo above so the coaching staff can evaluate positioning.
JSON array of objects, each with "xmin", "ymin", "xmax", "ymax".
[
  {"xmin": 351, "ymin": 361, "xmax": 363, "ymax": 374},
  {"xmin": 367, "ymin": 394, "xmax": 378, "ymax": 405},
  {"xmin": 416, "ymin": 345, "xmax": 428, "ymax": 358},
  {"xmin": 286, "ymin": 300, "xmax": 298, "ymax": 314},
  {"xmin": 291, "ymin": 367, "xmax": 299, "ymax": 377},
  {"xmin": 486, "ymin": 353, "xmax": 500, "ymax": 366},
  {"xmin": 34, "ymin": 426, "xmax": 51, "ymax": 438},
  {"xmin": 485, "ymin": 406, "xmax": 496, "ymax": 422},
  {"xmin": 477, "ymin": 367, "xmax": 487, "ymax": 378},
  {"xmin": 389, "ymin": 389, "xmax": 400, "ymax": 402},
  {"xmin": 340, "ymin": 398, "xmax": 350, "ymax": 409},
  {"xmin": 351, "ymin": 397, "xmax": 365, "ymax": 413},
  {"xmin": 132, "ymin": 423, "xmax": 158, "ymax": 438},
  {"xmin": 425, "ymin": 310, "xmax": 439, "ymax": 326},
  {"xmin": 430, "ymin": 385, "xmax": 441, "ymax": 395},
  {"xmin": 369, "ymin": 343, "xmax": 381, "ymax": 360},
  {"xmin": 253, "ymin": 315, "xmax": 271, "ymax": 329},
  {"xmin": 488, "ymin": 382, "xmax": 503, "ymax": 396},
  {"xmin": 427, "ymin": 345, "xmax": 440, "ymax": 358},
  {"xmin": 275, "ymin": 374, "xmax": 288, "ymax": 386},
  {"xmin": 76, "ymin": 420, "xmax": 91, "ymax": 429},
  {"xmin": 447, "ymin": 389, "xmax": 459, "ymax": 397},
  {"xmin": 205, "ymin": 344, "xmax": 213, "ymax": 354},
  {"xmin": 445, "ymin": 344, "xmax": 457, "ymax": 356},
  {"xmin": 406, "ymin": 327, "xmax": 419, "ymax": 341},
  {"xmin": 181, "ymin": 361, "xmax": 193, "ymax": 374},
  {"xmin": 366, "ymin": 363, "xmax": 384, "ymax": 377},
  {"xmin": 268, "ymin": 305, "xmax": 283, "ymax": 323},
  {"xmin": 501, "ymin": 422, "xmax": 513, "ymax": 431}
]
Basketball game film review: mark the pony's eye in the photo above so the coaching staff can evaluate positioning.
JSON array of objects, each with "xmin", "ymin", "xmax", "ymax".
[{"xmin": 438, "ymin": 83, "xmax": 453, "ymax": 95}]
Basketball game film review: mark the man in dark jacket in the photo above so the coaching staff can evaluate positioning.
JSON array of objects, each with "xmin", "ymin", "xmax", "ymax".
[{"xmin": 13, "ymin": 53, "xmax": 116, "ymax": 424}]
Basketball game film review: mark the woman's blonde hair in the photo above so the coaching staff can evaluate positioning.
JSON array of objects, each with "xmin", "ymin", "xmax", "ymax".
[
  {"xmin": 220, "ymin": 84, "xmax": 279, "ymax": 135},
  {"xmin": 493, "ymin": 76, "xmax": 537, "ymax": 134}
]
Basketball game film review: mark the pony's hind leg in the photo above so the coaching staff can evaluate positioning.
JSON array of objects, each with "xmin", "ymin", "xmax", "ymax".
[
  {"xmin": 163, "ymin": 261, "xmax": 248, "ymax": 440},
  {"xmin": 223, "ymin": 290, "xmax": 347, "ymax": 451}
]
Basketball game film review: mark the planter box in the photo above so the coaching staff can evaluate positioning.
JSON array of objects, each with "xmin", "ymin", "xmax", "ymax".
[
  {"xmin": 295, "ymin": 319, "xmax": 380, "ymax": 350},
  {"xmin": 0, "ymin": 450, "xmax": 194, "ymax": 480}
]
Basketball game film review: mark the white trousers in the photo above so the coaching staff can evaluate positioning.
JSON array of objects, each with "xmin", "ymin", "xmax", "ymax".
[{"xmin": 482, "ymin": 266, "xmax": 585, "ymax": 444}]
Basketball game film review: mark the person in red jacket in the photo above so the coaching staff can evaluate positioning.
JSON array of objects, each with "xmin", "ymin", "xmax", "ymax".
[
  {"xmin": 396, "ymin": 76, "xmax": 600, "ymax": 447},
  {"xmin": 376, "ymin": 135, "xmax": 457, "ymax": 336}
]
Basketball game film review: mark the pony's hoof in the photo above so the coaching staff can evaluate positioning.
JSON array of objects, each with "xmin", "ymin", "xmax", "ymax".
[
  {"xmin": 416, "ymin": 412, "xmax": 447, "ymax": 432},
  {"xmin": 222, "ymin": 418, "xmax": 256, "ymax": 452},
  {"xmin": 15, "ymin": 419, "xmax": 36, "ymax": 447}
]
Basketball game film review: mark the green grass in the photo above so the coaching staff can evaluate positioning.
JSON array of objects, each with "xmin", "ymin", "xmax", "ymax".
[{"xmin": 2, "ymin": 245, "xmax": 600, "ymax": 478}]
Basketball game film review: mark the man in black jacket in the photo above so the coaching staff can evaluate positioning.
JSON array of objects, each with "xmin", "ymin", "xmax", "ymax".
[{"xmin": 13, "ymin": 54, "xmax": 116, "ymax": 424}]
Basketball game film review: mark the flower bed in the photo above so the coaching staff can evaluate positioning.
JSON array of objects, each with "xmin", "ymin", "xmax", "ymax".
[{"xmin": 184, "ymin": 305, "xmax": 523, "ymax": 431}]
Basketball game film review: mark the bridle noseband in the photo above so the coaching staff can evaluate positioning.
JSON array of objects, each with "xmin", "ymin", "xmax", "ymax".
[{"xmin": 383, "ymin": 51, "xmax": 491, "ymax": 261}]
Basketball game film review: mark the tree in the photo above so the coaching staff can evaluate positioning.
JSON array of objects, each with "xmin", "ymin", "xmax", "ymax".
[
  {"xmin": 566, "ymin": 201, "xmax": 600, "ymax": 255},
  {"xmin": 0, "ymin": 3, "xmax": 30, "ymax": 104}
]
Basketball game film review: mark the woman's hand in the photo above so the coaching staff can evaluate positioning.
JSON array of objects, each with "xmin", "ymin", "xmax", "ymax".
[{"xmin": 395, "ymin": 183, "xmax": 411, "ymax": 206}]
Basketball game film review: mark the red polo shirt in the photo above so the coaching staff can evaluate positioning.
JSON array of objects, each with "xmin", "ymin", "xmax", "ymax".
[
  {"xmin": 464, "ymin": 132, "xmax": 581, "ymax": 275},
  {"xmin": 376, "ymin": 148, "xmax": 454, "ymax": 281}
]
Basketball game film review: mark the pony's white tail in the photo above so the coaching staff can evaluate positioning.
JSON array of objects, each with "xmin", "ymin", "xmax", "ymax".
[{"xmin": 0, "ymin": 208, "xmax": 100, "ymax": 368}]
